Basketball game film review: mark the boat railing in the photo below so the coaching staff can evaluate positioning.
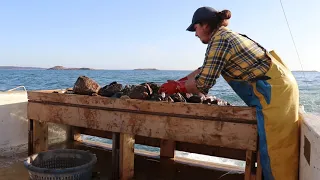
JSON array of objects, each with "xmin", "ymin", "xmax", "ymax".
[{"xmin": 5, "ymin": 86, "xmax": 27, "ymax": 92}]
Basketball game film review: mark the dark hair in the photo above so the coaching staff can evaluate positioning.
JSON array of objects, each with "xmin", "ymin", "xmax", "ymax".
[{"xmin": 199, "ymin": 10, "xmax": 232, "ymax": 31}]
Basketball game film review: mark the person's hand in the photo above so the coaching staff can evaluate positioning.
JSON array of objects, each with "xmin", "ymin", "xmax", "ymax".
[
  {"xmin": 159, "ymin": 80, "xmax": 187, "ymax": 95},
  {"xmin": 159, "ymin": 80, "xmax": 178, "ymax": 94}
]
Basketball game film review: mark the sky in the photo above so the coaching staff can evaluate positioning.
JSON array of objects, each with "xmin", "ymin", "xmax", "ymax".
[{"xmin": 0, "ymin": 0, "xmax": 319, "ymax": 71}]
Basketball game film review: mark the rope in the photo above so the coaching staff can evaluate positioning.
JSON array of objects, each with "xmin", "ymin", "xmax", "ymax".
[{"xmin": 279, "ymin": 0, "xmax": 310, "ymax": 88}]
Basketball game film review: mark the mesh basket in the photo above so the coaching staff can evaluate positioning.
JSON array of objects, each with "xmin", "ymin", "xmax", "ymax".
[{"xmin": 24, "ymin": 149, "xmax": 97, "ymax": 180}]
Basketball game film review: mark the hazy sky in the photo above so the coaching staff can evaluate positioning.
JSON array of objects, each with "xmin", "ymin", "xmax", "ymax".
[{"xmin": 0, "ymin": 0, "xmax": 319, "ymax": 70}]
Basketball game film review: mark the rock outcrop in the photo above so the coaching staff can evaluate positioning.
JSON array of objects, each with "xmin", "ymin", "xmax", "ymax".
[{"xmin": 73, "ymin": 76, "xmax": 100, "ymax": 95}]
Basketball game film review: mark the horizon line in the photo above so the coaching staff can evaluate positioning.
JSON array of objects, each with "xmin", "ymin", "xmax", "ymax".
[
  {"xmin": 0, "ymin": 65, "xmax": 317, "ymax": 72},
  {"xmin": 0, "ymin": 65, "xmax": 193, "ymax": 71}
]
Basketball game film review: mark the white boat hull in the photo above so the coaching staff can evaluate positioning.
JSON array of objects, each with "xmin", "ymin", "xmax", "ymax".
[
  {"xmin": 0, "ymin": 91, "xmax": 28, "ymax": 155},
  {"xmin": 300, "ymin": 113, "xmax": 320, "ymax": 179},
  {"xmin": 0, "ymin": 91, "xmax": 68, "ymax": 156}
]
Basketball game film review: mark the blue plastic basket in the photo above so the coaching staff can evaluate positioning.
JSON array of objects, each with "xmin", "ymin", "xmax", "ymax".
[{"xmin": 24, "ymin": 149, "xmax": 97, "ymax": 180}]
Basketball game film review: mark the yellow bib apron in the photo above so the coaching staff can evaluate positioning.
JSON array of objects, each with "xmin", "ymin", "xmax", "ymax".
[{"xmin": 223, "ymin": 49, "xmax": 300, "ymax": 179}]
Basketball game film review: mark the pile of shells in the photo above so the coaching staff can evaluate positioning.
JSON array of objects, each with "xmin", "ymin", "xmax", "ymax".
[{"xmin": 66, "ymin": 76, "xmax": 231, "ymax": 106}]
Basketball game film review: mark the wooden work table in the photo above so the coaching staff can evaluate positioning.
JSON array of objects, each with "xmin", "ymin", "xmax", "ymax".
[{"xmin": 27, "ymin": 90, "xmax": 262, "ymax": 180}]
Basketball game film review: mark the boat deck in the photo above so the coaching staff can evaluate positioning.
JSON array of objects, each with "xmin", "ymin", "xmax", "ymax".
[{"xmin": 0, "ymin": 141, "xmax": 244, "ymax": 180}]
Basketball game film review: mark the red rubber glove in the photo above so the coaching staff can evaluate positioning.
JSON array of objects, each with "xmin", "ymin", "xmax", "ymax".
[
  {"xmin": 159, "ymin": 80, "xmax": 187, "ymax": 95},
  {"xmin": 178, "ymin": 76, "xmax": 188, "ymax": 82}
]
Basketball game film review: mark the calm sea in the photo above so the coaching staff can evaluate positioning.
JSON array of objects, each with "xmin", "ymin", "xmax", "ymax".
[{"xmin": 0, "ymin": 69, "xmax": 319, "ymax": 114}]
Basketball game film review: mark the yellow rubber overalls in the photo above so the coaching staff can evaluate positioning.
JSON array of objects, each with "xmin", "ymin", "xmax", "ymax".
[{"xmin": 223, "ymin": 34, "xmax": 300, "ymax": 180}]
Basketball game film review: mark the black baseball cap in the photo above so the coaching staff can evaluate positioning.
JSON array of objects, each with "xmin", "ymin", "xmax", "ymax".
[{"xmin": 186, "ymin": 7, "xmax": 218, "ymax": 32}]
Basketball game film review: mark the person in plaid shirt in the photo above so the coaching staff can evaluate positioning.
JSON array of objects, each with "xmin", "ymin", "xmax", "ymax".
[{"xmin": 159, "ymin": 6, "xmax": 300, "ymax": 180}]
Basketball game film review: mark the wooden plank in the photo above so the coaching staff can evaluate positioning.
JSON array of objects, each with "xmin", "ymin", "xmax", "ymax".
[
  {"xmin": 112, "ymin": 133, "xmax": 120, "ymax": 180},
  {"xmin": 76, "ymin": 128, "xmax": 247, "ymax": 160},
  {"xmin": 160, "ymin": 140, "xmax": 175, "ymax": 158},
  {"xmin": 65, "ymin": 126, "xmax": 74, "ymax": 142},
  {"xmin": 251, "ymin": 174, "xmax": 256, "ymax": 179},
  {"xmin": 28, "ymin": 120, "xmax": 34, "ymax": 156},
  {"xmin": 72, "ymin": 127, "xmax": 82, "ymax": 141},
  {"xmin": 77, "ymin": 128, "xmax": 247, "ymax": 160},
  {"xmin": 27, "ymin": 91, "xmax": 256, "ymax": 122},
  {"xmin": 256, "ymin": 151, "xmax": 262, "ymax": 180},
  {"xmin": 119, "ymin": 133, "xmax": 135, "ymax": 180},
  {"xmin": 244, "ymin": 150, "xmax": 254, "ymax": 180},
  {"xmin": 28, "ymin": 102, "xmax": 258, "ymax": 151},
  {"xmin": 32, "ymin": 119, "xmax": 48, "ymax": 153}
]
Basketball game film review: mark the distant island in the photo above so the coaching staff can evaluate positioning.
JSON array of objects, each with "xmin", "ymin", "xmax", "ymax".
[
  {"xmin": 0, "ymin": 66, "xmax": 45, "ymax": 70},
  {"xmin": 133, "ymin": 68, "xmax": 159, "ymax": 70},
  {"xmin": 47, "ymin": 66, "xmax": 95, "ymax": 70},
  {"xmin": 0, "ymin": 66, "xmax": 96, "ymax": 70}
]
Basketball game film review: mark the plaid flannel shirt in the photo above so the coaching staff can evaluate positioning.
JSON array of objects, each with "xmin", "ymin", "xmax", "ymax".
[{"xmin": 195, "ymin": 27, "xmax": 271, "ymax": 94}]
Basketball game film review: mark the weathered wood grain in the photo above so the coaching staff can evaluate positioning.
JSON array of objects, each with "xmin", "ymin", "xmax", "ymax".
[
  {"xmin": 28, "ymin": 91, "xmax": 256, "ymax": 122},
  {"xmin": 28, "ymin": 102, "xmax": 257, "ymax": 151},
  {"xmin": 76, "ymin": 127, "xmax": 248, "ymax": 160},
  {"xmin": 245, "ymin": 150, "xmax": 254, "ymax": 180},
  {"xmin": 160, "ymin": 140, "xmax": 175, "ymax": 158},
  {"xmin": 31, "ymin": 119, "xmax": 48, "ymax": 153},
  {"xmin": 256, "ymin": 151, "xmax": 262, "ymax": 180},
  {"xmin": 119, "ymin": 133, "xmax": 135, "ymax": 180}
]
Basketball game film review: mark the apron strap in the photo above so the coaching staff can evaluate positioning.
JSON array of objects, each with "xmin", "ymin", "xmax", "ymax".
[
  {"xmin": 238, "ymin": 32, "xmax": 275, "ymax": 62},
  {"xmin": 237, "ymin": 33, "xmax": 272, "ymax": 82},
  {"xmin": 238, "ymin": 33, "xmax": 269, "ymax": 53}
]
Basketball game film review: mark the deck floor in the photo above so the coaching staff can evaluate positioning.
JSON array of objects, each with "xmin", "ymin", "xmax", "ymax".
[{"xmin": 0, "ymin": 141, "xmax": 244, "ymax": 180}]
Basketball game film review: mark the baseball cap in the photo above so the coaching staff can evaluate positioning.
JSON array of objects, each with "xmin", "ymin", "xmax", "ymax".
[{"xmin": 186, "ymin": 7, "xmax": 218, "ymax": 32}]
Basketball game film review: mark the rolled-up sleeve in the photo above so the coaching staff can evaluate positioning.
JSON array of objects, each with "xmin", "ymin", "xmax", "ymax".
[{"xmin": 195, "ymin": 37, "xmax": 232, "ymax": 94}]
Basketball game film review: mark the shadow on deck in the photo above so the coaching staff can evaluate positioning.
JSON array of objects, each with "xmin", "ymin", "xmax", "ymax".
[{"xmin": 0, "ymin": 141, "xmax": 244, "ymax": 180}]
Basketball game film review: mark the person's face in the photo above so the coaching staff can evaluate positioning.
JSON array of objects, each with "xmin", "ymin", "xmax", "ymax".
[{"xmin": 194, "ymin": 23, "xmax": 211, "ymax": 44}]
